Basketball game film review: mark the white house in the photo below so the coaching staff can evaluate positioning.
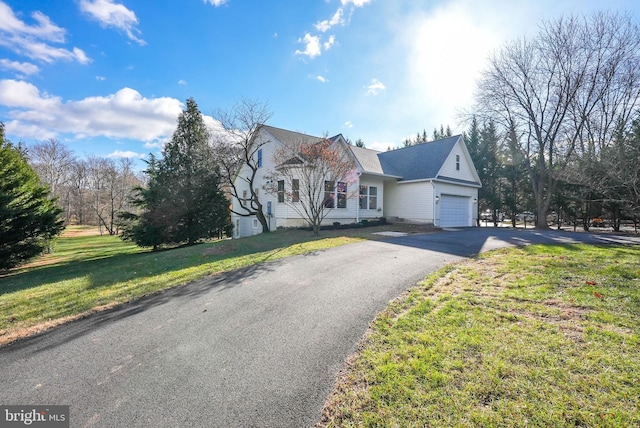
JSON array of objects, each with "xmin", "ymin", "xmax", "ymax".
[{"xmin": 230, "ymin": 125, "xmax": 481, "ymax": 238}]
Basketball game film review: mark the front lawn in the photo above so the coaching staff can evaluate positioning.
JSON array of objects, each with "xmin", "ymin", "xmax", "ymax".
[
  {"xmin": 0, "ymin": 223, "xmax": 435, "ymax": 345},
  {"xmin": 0, "ymin": 226, "xmax": 374, "ymax": 345},
  {"xmin": 319, "ymin": 244, "xmax": 640, "ymax": 427}
]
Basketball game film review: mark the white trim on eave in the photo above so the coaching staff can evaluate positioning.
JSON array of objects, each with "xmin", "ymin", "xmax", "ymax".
[
  {"xmin": 434, "ymin": 177, "xmax": 482, "ymax": 188},
  {"xmin": 396, "ymin": 177, "xmax": 481, "ymax": 188},
  {"xmin": 363, "ymin": 172, "xmax": 403, "ymax": 179}
]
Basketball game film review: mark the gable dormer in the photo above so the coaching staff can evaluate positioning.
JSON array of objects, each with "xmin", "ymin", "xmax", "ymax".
[{"xmin": 436, "ymin": 137, "xmax": 481, "ymax": 186}]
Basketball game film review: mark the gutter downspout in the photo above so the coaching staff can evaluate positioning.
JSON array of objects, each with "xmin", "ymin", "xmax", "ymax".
[
  {"xmin": 355, "ymin": 173, "xmax": 360, "ymax": 223},
  {"xmin": 432, "ymin": 181, "xmax": 438, "ymax": 227}
]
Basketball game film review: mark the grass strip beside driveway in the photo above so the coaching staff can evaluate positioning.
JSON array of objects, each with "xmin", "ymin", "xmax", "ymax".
[
  {"xmin": 319, "ymin": 244, "xmax": 640, "ymax": 427},
  {"xmin": 0, "ymin": 228, "xmax": 367, "ymax": 345}
]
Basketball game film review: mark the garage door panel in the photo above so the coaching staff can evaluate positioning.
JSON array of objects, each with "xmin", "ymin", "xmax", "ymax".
[{"xmin": 440, "ymin": 195, "xmax": 470, "ymax": 227}]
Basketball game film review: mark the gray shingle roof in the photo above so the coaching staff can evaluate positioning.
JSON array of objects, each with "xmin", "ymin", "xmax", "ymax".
[
  {"xmin": 377, "ymin": 135, "xmax": 461, "ymax": 181},
  {"xmin": 349, "ymin": 145, "xmax": 386, "ymax": 175},
  {"xmin": 261, "ymin": 125, "xmax": 323, "ymax": 147},
  {"xmin": 261, "ymin": 125, "xmax": 472, "ymax": 183}
]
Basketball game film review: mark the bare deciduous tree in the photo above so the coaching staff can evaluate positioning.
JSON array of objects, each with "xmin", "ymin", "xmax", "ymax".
[
  {"xmin": 68, "ymin": 159, "xmax": 90, "ymax": 224},
  {"xmin": 264, "ymin": 138, "xmax": 357, "ymax": 236},
  {"xmin": 86, "ymin": 156, "xmax": 141, "ymax": 235},
  {"xmin": 29, "ymin": 138, "xmax": 75, "ymax": 221},
  {"xmin": 211, "ymin": 98, "xmax": 273, "ymax": 233},
  {"xmin": 475, "ymin": 12, "xmax": 640, "ymax": 228}
]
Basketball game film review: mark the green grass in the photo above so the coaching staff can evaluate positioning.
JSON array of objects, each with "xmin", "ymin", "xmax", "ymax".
[
  {"xmin": 0, "ymin": 226, "xmax": 381, "ymax": 344},
  {"xmin": 319, "ymin": 244, "xmax": 640, "ymax": 427}
]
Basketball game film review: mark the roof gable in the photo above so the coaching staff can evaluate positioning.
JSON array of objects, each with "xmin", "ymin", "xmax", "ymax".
[
  {"xmin": 258, "ymin": 126, "xmax": 479, "ymax": 185},
  {"xmin": 349, "ymin": 145, "xmax": 387, "ymax": 176},
  {"xmin": 261, "ymin": 125, "xmax": 323, "ymax": 147},
  {"xmin": 377, "ymin": 135, "xmax": 461, "ymax": 181}
]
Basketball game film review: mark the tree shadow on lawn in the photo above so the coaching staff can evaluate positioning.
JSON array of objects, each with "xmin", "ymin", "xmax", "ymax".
[
  {"xmin": 0, "ymin": 241, "xmax": 280, "ymax": 296},
  {"xmin": 379, "ymin": 227, "xmax": 640, "ymax": 257},
  {"xmin": 0, "ymin": 256, "xmax": 280, "ymax": 354}
]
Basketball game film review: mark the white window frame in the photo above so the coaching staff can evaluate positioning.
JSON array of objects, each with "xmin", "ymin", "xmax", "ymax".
[
  {"xmin": 292, "ymin": 179, "xmax": 300, "ymax": 202},
  {"xmin": 324, "ymin": 180, "xmax": 347, "ymax": 209},
  {"xmin": 359, "ymin": 185, "xmax": 378, "ymax": 210},
  {"xmin": 277, "ymin": 180, "xmax": 285, "ymax": 203}
]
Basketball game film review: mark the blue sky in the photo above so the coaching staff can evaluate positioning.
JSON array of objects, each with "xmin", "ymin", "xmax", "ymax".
[{"xmin": 1, "ymin": 0, "xmax": 638, "ymax": 167}]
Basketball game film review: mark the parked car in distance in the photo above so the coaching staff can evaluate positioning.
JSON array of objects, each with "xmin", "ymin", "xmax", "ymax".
[
  {"xmin": 517, "ymin": 212, "xmax": 535, "ymax": 222},
  {"xmin": 480, "ymin": 210, "xmax": 505, "ymax": 221}
]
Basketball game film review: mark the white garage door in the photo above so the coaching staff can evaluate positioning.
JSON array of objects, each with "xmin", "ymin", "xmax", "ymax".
[{"xmin": 440, "ymin": 195, "xmax": 470, "ymax": 227}]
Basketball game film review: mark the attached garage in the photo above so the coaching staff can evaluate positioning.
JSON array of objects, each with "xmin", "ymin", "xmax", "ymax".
[{"xmin": 439, "ymin": 194, "xmax": 471, "ymax": 227}]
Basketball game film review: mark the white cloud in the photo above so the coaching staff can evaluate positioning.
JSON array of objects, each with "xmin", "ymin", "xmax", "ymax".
[
  {"xmin": 4, "ymin": 120, "xmax": 57, "ymax": 140},
  {"xmin": 108, "ymin": 150, "xmax": 146, "ymax": 159},
  {"xmin": 178, "ymin": 79, "xmax": 187, "ymax": 85},
  {"xmin": 0, "ymin": 79, "xmax": 60, "ymax": 110},
  {"xmin": 295, "ymin": 33, "xmax": 322, "ymax": 58},
  {"xmin": 0, "ymin": 2, "xmax": 89, "ymax": 64},
  {"xmin": 96, "ymin": 75, "xmax": 106, "ymax": 81},
  {"xmin": 2, "ymin": 37, "xmax": 91, "ymax": 64},
  {"xmin": 297, "ymin": 0, "xmax": 371, "ymax": 59},
  {"xmin": 0, "ymin": 2, "xmax": 66, "ymax": 42},
  {"xmin": 341, "ymin": 0, "xmax": 372, "ymax": 6},
  {"xmin": 203, "ymin": 0, "xmax": 228, "ymax": 6},
  {"xmin": 316, "ymin": 75, "xmax": 328, "ymax": 83},
  {"xmin": 323, "ymin": 35, "xmax": 336, "ymax": 51},
  {"xmin": 295, "ymin": 33, "xmax": 336, "ymax": 58},
  {"xmin": 366, "ymin": 78, "xmax": 386, "ymax": 95},
  {"xmin": 79, "ymin": 0, "xmax": 146, "ymax": 45},
  {"xmin": 315, "ymin": 8, "xmax": 344, "ymax": 32},
  {"xmin": 344, "ymin": 121, "xmax": 353, "ymax": 128},
  {"xmin": 0, "ymin": 79, "xmax": 183, "ymax": 144},
  {"xmin": 0, "ymin": 59, "xmax": 39, "ymax": 76}
]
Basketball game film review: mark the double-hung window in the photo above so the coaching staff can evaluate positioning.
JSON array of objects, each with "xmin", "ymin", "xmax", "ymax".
[
  {"xmin": 368, "ymin": 186, "xmax": 377, "ymax": 209},
  {"xmin": 324, "ymin": 181, "xmax": 335, "ymax": 208},
  {"xmin": 277, "ymin": 180, "xmax": 285, "ymax": 203},
  {"xmin": 324, "ymin": 181, "xmax": 347, "ymax": 208},
  {"xmin": 336, "ymin": 181, "xmax": 347, "ymax": 208},
  {"xmin": 292, "ymin": 179, "xmax": 300, "ymax": 202},
  {"xmin": 359, "ymin": 185, "xmax": 378, "ymax": 210}
]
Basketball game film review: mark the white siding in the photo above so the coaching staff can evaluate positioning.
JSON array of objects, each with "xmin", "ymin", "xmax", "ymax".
[
  {"xmin": 271, "ymin": 176, "xmax": 387, "ymax": 228},
  {"xmin": 230, "ymin": 131, "xmax": 281, "ymax": 238},
  {"xmin": 433, "ymin": 182, "xmax": 478, "ymax": 227},
  {"xmin": 438, "ymin": 140, "xmax": 477, "ymax": 182},
  {"xmin": 384, "ymin": 181, "xmax": 435, "ymax": 223}
]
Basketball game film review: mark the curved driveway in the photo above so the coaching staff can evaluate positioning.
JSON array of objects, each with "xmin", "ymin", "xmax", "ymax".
[{"xmin": 1, "ymin": 228, "xmax": 638, "ymax": 427}]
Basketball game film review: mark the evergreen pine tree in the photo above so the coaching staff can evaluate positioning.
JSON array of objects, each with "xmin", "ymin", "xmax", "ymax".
[
  {"xmin": 0, "ymin": 123, "xmax": 64, "ymax": 270},
  {"xmin": 121, "ymin": 99, "xmax": 229, "ymax": 248}
]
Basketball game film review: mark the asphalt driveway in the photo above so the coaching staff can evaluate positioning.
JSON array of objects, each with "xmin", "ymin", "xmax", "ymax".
[{"xmin": 1, "ymin": 228, "xmax": 638, "ymax": 427}]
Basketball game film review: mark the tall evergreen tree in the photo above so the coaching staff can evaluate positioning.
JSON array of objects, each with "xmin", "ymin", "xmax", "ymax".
[
  {"xmin": 480, "ymin": 120, "xmax": 503, "ymax": 224},
  {"xmin": 465, "ymin": 117, "xmax": 483, "ymax": 224},
  {"xmin": 121, "ymin": 98, "xmax": 229, "ymax": 248},
  {"xmin": 465, "ymin": 117, "xmax": 504, "ymax": 225},
  {"xmin": 0, "ymin": 123, "xmax": 64, "ymax": 270}
]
